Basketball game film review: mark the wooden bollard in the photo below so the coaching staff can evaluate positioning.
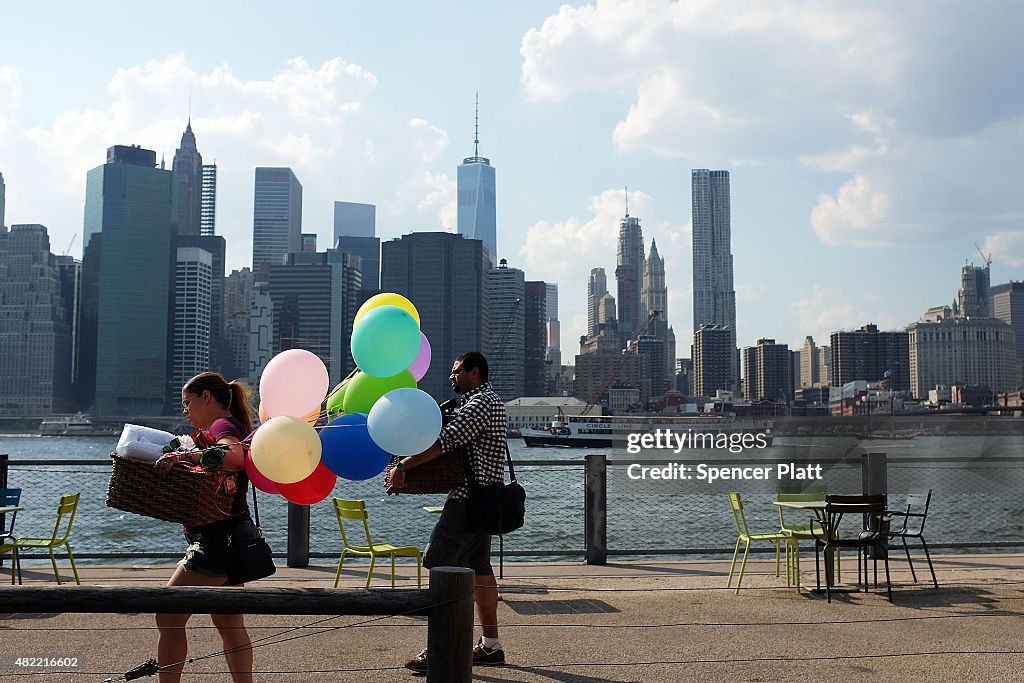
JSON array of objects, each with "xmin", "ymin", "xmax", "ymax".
[{"xmin": 427, "ymin": 566, "xmax": 475, "ymax": 683}]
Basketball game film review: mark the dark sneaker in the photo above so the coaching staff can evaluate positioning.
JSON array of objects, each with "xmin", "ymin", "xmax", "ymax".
[
  {"xmin": 405, "ymin": 648, "xmax": 428, "ymax": 675},
  {"xmin": 472, "ymin": 640, "xmax": 506, "ymax": 667}
]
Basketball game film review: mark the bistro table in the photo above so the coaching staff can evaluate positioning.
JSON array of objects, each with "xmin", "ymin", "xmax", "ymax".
[{"xmin": 773, "ymin": 499, "xmax": 873, "ymax": 593}]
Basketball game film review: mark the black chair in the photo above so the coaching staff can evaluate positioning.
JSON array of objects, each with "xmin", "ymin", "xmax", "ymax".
[
  {"xmin": 811, "ymin": 494, "xmax": 891, "ymax": 603},
  {"xmin": 887, "ymin": 489, "xmax": 937, "ymax": 588}
]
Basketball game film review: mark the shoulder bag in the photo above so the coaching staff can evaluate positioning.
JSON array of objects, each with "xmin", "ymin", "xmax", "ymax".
[
  {"xmin": 463, "ymin": 444, "xmax": 526, "ymax": 535},
  {"xmin": 225, "ymin": 486, "xmax": 277, "ymax": 585}
]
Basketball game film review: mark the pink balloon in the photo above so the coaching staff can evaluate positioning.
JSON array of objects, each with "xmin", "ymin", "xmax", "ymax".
[
  {"xmin": 245, "ymin": 451, "xmax": 279, "ymax": 494},
  {"xmin": 409, "ymin": 333, "xmax": 431, "ymax": 381},
  {"xmin": 260, "ymin": 349, "xmax": 329, "ymax": 418}
]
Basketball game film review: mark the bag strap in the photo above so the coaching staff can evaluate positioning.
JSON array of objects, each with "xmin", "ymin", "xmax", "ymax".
[
  {"xmin": 505, "ymin": 443, "xmax": 517, "ymax": 483},
  {"xmin": 251, "ymin": 485, "xmax": 260, "ymax": 528},
  {"xmin": 460, "ymin": 441, "xmax": 517, "ymax": 487}
]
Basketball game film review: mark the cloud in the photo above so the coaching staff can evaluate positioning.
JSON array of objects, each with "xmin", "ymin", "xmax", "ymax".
[
  {"xmin": 792, "ymin": 284, "xmax": 907, "ymax": 347},
  {"xmin": 519, "ymin": 187, "xmax": 688, "ymax": 353},
  {"xmin": 0, "ymin": 54, "xmax": 453, "ymax": 267},
  {"xmin": 981, "ymin": 230, "xmax": 1024, "ymax": 269},
  {"xmin": 522, "ymin": 1, "xmax": 1024, "ymax": 252},
  {"xmin": 810, "ymin": 175, "xmax": 892, "ymax": 247}
]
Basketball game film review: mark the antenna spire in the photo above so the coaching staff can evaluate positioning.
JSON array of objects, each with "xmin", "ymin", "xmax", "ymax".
[
  {"xmin": 625, "ymin": 186, "xmax": 629, "ymax": 217},
  {"xmin": 473, "ymin": 92, "xmax": 480, "ymax": 158}
]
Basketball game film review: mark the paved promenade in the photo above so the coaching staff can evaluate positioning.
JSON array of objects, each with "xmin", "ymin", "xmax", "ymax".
[{"xmin": 2, "ymin": 553, "xmax": 1024, "ymax": 682}]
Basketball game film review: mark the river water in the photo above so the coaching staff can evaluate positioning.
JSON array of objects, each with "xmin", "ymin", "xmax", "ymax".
[{"xmin": 1, "ymin": 432, "xmax": 1021, "ymax": 565}]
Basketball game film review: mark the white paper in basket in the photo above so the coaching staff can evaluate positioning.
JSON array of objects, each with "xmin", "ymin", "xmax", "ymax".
[{"xmin": 115, "ymin": 423, "xmax": 175, "ymax": 463}]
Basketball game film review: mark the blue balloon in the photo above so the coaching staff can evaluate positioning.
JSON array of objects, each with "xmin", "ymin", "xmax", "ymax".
[
  {"xmin": 367, "ymin": 388, "xmax": 442, "ymax": 456},
  {"xmin": 350, "ymin": 305, "xmax": 421, "ymax": 378},
  {"xmin": 319, "ymin": 413, "xmax": 392, "ymax": 481}
]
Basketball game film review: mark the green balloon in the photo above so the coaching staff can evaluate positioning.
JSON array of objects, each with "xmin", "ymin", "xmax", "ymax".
[
  {"xmin": 326, "ymin": 383, "xmax": 348, "ymax": 418},
  {"xmin": 342, "ymin": 370, "xmax": 416, "ymax": 414}
]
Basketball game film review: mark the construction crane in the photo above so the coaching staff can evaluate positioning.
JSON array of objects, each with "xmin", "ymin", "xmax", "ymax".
[
  {"xmin": 975, "ymin": 243, "xmax": 992, "ymax": 269},
  {"xmin": 581, "ymin": 309, "xmax": 660, "ymax": 416},
  {"xmin": 62, "ymin": 233, "xmax": 77, "ymax": 257}
]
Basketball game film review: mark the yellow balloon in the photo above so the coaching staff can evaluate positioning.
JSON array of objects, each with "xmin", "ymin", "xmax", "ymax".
[
  {"xmin": 249, "ymin": 416, "xmax": 322, "ymax": 484},
  {"xmin": 353, "ymin": 292, "xmax": 420, "ymax": 327}
]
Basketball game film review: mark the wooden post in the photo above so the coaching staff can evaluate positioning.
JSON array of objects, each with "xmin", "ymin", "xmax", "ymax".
[
  {"xmin": 427, "ymin": 566, "xmax": 474, "ymax": 683},
  {"xmin": 585, "ymin": 453, "xmax": 607, "ymax": 565},
  {"xmin": 287, "ymin": 501, "xmax": 309, "ymax": 568}
]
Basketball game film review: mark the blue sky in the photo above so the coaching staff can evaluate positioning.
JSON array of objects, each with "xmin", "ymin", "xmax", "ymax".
[{"xmin": 3, "ymin": 1, "xmax": 1023, "ymax": 358}]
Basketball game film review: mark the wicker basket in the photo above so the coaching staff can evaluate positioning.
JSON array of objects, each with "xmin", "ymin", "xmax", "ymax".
[
  {"xmin": 106, "ymin": 452, "xmax": 235, "ymax": 526},
  {"xmin": 385, "ymin": 447, "xmax": 466, "ymax": 495}
]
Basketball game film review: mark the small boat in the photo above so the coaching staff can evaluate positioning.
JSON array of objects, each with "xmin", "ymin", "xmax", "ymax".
[
  {"xmin": 39, "ymin": 414, "xmax": 119, "ymax": 437},
  {"xmin": 856, "ymin": 431, "xmax": 919, "ymax": 441}
]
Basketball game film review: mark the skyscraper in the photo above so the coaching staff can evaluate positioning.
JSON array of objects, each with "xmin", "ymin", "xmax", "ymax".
[
  {"xmin": 177, "ymin": 234, "xmax": 226, "ymax": 375},
  {"xmin": 0, "ymin": 225, "xmax": 73, "ymax": 414},
  {"xmin": 0, "ymin": 171, "xmax": 6, "ymax": 227},
  {"xmin": 616, "ymin": 212, "xmax": 644, "ymax": 346},
  {"xmin": 171, "ymin": 246, "xmax": 212, "ymax": 404},
  {"xmin": 990, "ymin": 281, "xmax": 1024, "ymax": 365},
  {"xmin": 525, "ymin": 281, "xmax": 549, "ymax": 397},
  {"xmin": 693, "ymin": 324, "xmax": 733, "ymax": 399},
  {"xmin": 642, "ymin": 238, "xmax": 672, "ymax": 396},
  {"xmin": 908, "ymin": 317, "xmax": 1018, "ymax": 398},
  {"xmin": 252, "ymin": 168, "xmax": 302, "ymax": 281},
  {"xmin": 268, "ymin": 249, "xmax": 361, "ymax": 384},
  {"xmin": 545, "ymin": 283, "xmax": 561, "ymax": 388},
  {"xmin": 201, "ymin": 163, "xmax": 217, "ymax": 236},
  {"xmin": 457, "ymin": 96, "xmax": 496, "ymax": 265},
  {"xmin": 333, "ymin": 201, "xmax": 375, "ymax": 239},
  {"xmin": 487, "ymin": 260, "xmax": 525, "ymax": 400},
  {"xmin": 381, "ymin": 232, "xmax": 490, "ymax": 401},
  {"xmin": 80, "ymin": 145, "xmax": 173, "ymax": 415},
  {"xmin": 171, "ymin": 121, "xmax": 203, "ymax": 236},
  {"xmin": 587, "ymin": 268, "xmax": 607, "ymax": 339},
  {"xmin": 334, "ymin": 201, "xmax": 380, "ymax": 291},
  {"xmin": 830, "ymin": 324, "xmax": 910, "ymax": 391},
  {"xmin": 741, "ymin": 338, "xmax": 792, "ymax": 402},
  {"xmin": 692, "ymin": 169, "xmax": 737, "ymax": 392},
  {"xmin": 223, "ymin": 267, "xmax": 255, "ymax": 382},
  {"xmin": 956, "ymin": 261, "xmax": 990, "ymax": 319}
]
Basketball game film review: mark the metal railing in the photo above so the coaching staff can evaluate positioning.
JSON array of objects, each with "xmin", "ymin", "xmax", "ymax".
[{"xmin": 1, "ymin": 451, "xmax": 1022, "ymax": 566}]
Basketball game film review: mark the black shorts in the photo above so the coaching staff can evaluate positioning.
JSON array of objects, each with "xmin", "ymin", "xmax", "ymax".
[
  {"xmin": 423, "ymin": 500, "xmax": 493, "ymax": 576},
  {"xmin": 180, "ymin": 516, "xmax": 258, "ymax": 580}
]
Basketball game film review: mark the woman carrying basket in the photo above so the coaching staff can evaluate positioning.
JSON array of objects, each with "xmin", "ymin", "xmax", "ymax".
[{"xmin": 153, "ymin": 372, "xmax": 258, "ymax": 683}]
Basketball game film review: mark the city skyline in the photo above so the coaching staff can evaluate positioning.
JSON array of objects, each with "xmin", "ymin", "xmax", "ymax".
[{"xmin": 2, "ymin": 2, "xmax": 1024, "ymax": 355}]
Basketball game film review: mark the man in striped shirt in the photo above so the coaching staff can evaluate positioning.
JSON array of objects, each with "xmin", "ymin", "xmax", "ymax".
[{"xmin": 386, "ymin": 351, "xmax": 508, "ymax": 672}]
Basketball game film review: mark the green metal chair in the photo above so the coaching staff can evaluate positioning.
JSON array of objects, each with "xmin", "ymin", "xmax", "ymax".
[
  {"xmin": 1, "ymin": 492, "xmax": 81, "ymax": 585},
  {"xmin": 727, "ymin": 492, "xmax": 797, "ymax": 593},
  {"xmin": 776, "ymin": 490, "xmax": 829, "ymax": 585},
  {"xmin": 332, "ymin": 498, "xmax": 422, "ymax": 589}
]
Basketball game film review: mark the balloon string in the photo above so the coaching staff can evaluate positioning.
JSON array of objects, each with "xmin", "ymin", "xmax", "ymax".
[{"xmin": 324, "ymin": 367, "xmax": 358, "ymax": 403}]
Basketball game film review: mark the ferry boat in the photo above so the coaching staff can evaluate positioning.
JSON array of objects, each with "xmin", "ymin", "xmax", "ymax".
[
  {"xmin": 521, "ymin": 414, "xmax": 773, "ymax": 450},
  {"xmin": 38, "ymin": 414, "xmax": 118, "ymax": 437}
]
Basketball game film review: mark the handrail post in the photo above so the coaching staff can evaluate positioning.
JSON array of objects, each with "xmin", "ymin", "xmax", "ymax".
[
  {"xmin": 427, "ymin": 566, "xmax": 474, "ymax": 683},
  {"xmin": 286, "ymin": 501, "xmax": 309, "ymax": 568},
  {"xmin": 0, "ymin": 453, "xmax": 7, "ymax": 567},
  {"xmin": 862, "ymin": 451, "xmax": 888, "ymax": 559},
  {"xmin": 585, "ymin": 453, "xmax": 607, "ymax": 565}
]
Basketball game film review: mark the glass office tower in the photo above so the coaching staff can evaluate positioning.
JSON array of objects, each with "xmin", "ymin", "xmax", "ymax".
[{"xmin": 80, "ymin": 145, "xmax": 173, "ymax": 415}]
